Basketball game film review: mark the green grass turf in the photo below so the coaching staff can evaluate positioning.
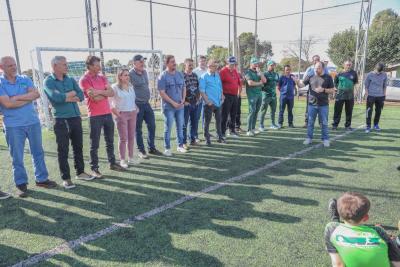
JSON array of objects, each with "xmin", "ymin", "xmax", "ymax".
[{"xmin": 0, "ymin": 98, "xmax": 399, "ymax": 266}]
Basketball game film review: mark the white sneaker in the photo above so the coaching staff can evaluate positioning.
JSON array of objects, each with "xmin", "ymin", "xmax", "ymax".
[
  {"xmin": 177, "ymin": 146, "xmax": 188, "ymax": 153},
  {"xmin": 323, "ymin": 140, "xmax": 330, "ymax": 147},
  {"xmin": 254, "ymin": 129, "xmax": 261, "ymax": 134},
  {"xmin": 163, "ymin": 149, "xmax": 173, "ymax": 157},
  {"xmin": 128, "ymin": 158, "xmax": 139, "ymax": 165},
  {"xmin": 303, "ymin": 138, "xmax": 312, "ymax": 145},
  {"xmin": 76, "ymin": 172, "xmax": 96, "ymax": 181},
  {"xmin": 246, "ymin": 131, "xmax": 255, "ymax": 136},
  {"xmin": 120, "ymin": 160, "xmax": 128, "ymax": 168},
  {"xmin": 259, "ymin": 127, "xmax": 265, "ymax": 132},
  {"xmin": 63, "ymin": 180, "xmax": 76, "ymax": 189},
  {"xmin": 270, "ymin": 125, "xmax": 278, "ymax": 130},
  {"xmin": 138, "ymin": 151, "xmax": 149, "ymax": 159}
]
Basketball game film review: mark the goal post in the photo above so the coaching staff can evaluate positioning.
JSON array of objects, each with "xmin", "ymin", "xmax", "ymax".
[{"xmin": 30, "ymin": 47, "xmax": 163, "ymax": 129}]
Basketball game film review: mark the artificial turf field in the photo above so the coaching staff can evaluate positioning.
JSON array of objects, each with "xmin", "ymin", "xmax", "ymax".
[{"xmin": 0, "ymin": 98, "xmax": 399, "ymax": 267}]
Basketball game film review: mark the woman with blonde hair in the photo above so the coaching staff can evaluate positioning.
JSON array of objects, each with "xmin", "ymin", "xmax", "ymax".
[{"xmin": 110, "ymin": 68, "xmax": 138, "ymax": 168}]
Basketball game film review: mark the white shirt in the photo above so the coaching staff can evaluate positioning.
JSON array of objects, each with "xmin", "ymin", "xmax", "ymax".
[
  {"xmin": 193, "ymin": 67, "xmax": 207, "ymax": 80},
  {"xmin": 110, "ymin": 83, "xmax": 137, "ymax": 112}
]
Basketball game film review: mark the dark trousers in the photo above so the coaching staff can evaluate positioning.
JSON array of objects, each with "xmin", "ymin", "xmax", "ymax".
[
  {"xmin": 332, "ymin": 99, "xmax": 354, "ymax": 128},
  {"xmin": 54, "ymin": 117, "xmax": 84, "ymax": 180},
  {"xmin": 89, "ymin": 114, "xmax": 116, "ymax": 170},
  {"xmin": 366, "ymin": 96, "xmax": 385, "ymax": 127},
  {"xmin": 278, "ymin": 97, "xmax": 294, "ymax": 125},
  {"xmin": 221, "ymin": 94, "xmax": 239, "ymax": 134},
  {"xmin": 204, "ymin": 104, "xmax": 222, "ymax": 141},
  {"xmin": 136, "ymin": 102, "xmax": 156, "ymax": 152},
  {"xmin": 183, "ymin": 103, "xmax": 199, "ymax": 144},
  {"xmin": 235, "ymin": 96, "xmax": 242, "ymax": 128}
]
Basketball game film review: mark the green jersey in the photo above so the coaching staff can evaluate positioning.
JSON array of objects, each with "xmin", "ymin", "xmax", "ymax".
[
  {"xmin": 325, "ymin": 222, "xmax": 400, "ymax": 267},
  {"xmin": 262, "ymin": 71, "xmax": 279, "ymax": 97},
  {"xmin": 245, "ymin": 69, "xmax": 262, "ymax": 97},
  {"xmin": 334, "ymin": 70, "xmax": 358, "ymax": 100}
]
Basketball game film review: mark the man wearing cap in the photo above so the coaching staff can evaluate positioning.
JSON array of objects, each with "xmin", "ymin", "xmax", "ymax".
[
  {"xmin": 129, "ymin": 54, "xmax": 162, "ymax": 159},
  {"xmin": 259, "ymin": 60, "xmax": 279, "ymax": 131},
  {"xmin": 245, "ymin": 57, "xmax": 266, "ymax": 136},
  {"xmin": 220, "ymin": 56, "xmax": 241, "ymax": 138}
]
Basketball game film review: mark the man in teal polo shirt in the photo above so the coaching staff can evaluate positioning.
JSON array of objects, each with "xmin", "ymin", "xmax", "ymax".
[
  {"xmin": 245, "ymin": 57, "xmax": 266, "ymax": 136},
  {"xmin": 0, "ymin": 56, "xmax": 57, "ymax": 198},
  {"xmin": 44, "ymin": 56, "xmax": 95, "ymax": 190},
  {"xmin": 259, "ymin": 60, "xmax": 279, "ymax": 131}
]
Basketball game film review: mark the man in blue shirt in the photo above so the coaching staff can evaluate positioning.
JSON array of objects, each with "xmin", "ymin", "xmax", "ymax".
[
  {"xmin": 158, "ymin": 55, "xmax": 187, "ymax": 157},
  {"xmin": 277, "ymin": 65, "xmax": 296, "ymax": 128},
  {"xmin": 0, "ymin": 56, "xmax": 57, "ymax": 198},
  {"xmin": 199, "ymin": 59, "xmax": 224, "ymax": 146},
  {"xmin": 44, "ymin": 56, "xmax": 95, "ymax": 190}
]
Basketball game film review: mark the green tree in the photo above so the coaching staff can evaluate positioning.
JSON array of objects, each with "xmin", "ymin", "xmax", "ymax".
[
  {"xmin": 327, "ymin": 27, "xmax": 357, "ymax": 67},
  {"xmin": 238, "ymin": 32, "xmax": 273, "ymax": 70},
  {"xmin": 206, "ymin": 45, "xmax": 229, "ymax": 64},
  {"xmin": 278, "ymin": 57, "xmax": 308, "ymax": 73}
]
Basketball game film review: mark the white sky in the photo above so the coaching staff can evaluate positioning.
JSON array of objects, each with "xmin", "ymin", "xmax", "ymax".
[{"xmin": 1, "ymin": 0, "xmax": 399, "ymax": 71}]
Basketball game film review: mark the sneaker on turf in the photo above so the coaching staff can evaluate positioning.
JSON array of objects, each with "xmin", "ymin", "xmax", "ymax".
[
  {"xmin": 36, "ymin": 179, "xmax": 57, "ymax": 189},
  {"xmin": 254, "ymin": 129, "xmax": 261, "ymax": 134},
  {"xmin": 270, "ymin": 124, "xmax": 278, "ymax": 130},
  {"xmin": 303, "ymin": 138, "xmax": 312, "ymax": 145},
  {"xmin": 246, "ymin": 131, "xmax": 255, "ymax": 137},
  {"xmin": 206, "ymin": 139, "xmax": 212, "ymax": 146},
  {"xmin": 138, "ymin": 151, "xmax": 149, "ymax": 159},
  {"xmin": 195, "ymin": 138, "xmax": 201, "ymax": 143},
  {"xmin": 16, "ymin": 183, "xmax": 28, "ymax": 198},
  {"xmin": 177, "ymin": 146, "xmax": 188, "ymax": 153},
  {"xmin": 76, "ymin": 172, "xmax": 96, "ymax": 181},
  {"xmin": 365, "ymin": 127, "xmax": 371, "ymax": 133},
  {"xmin": 259, "ymin": 127, "xmax": 265, "ymax": 132},
  {"xmin": 217, "ymin": 137, "xmax": 226, "ymax": 144},
  {"xmin": 331, "ymin": 126, "xmax": 338, "ymax": 131},
  {"xmin": 345, "ymin": 126, "xmax": 353, "ymax": 131},
  {"xmin": 229, "ymin": 131, "xmax": 240, "ymax": 138},
  {"xmin": 182, "ymin": 144, "xmax": 189, "ymax": 150},
  {"xmin": 0, "ymin": 190, "xmax": 11, "ymax": 200},
  {"xmin": 120, "ymin": 159, "xmax": 128, "ymax": 169},
  {"xmin": 235, "ymin": 127, "xmax": 244, "ymax": 133},
  {"xmin": 128, "ymin": 158, "xmax": 139, "ymax": 165},
  {"xmin": 323, "ymin": 140, "xmax": 330, "ymax": 148},
  {"xmin": 374, "ymin": 124, "xmax": 381, "ymax": 131},
  {"xmin": 288, "ymin": 124, "xmax": 295, "ymax": 128},
  {"xmin": 190, "ymin": 140, "xmax": 197, "ymax": 146},
  {"xmin": 328, "ymin": 198, "xmax": 340, "ymax": 222},
  {"xmin": 163, "ymin": 149, "xmax": 173, "ymax": 156},
  {"xmin": 91, "ymin": 169, "xmax": 103, "ymax": 179},
  {"xmin": 63, "ymin": 179, "xmax": 76, "ymax": 189},
  {"xmin": 149, "ymin": 148, "xmax": 162, "ymax": 155},
  {"xmin": 110, "ymin": 163, "xmax": 126, "ymax": 171},
  {"xmin": 277, "ymin": 124, "xmax": 283, "ymax": 129}
]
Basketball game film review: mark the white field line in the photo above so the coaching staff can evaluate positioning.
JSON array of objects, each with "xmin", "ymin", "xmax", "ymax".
[{"xmin": 11, "ymin": 125, "xmax": 362, "ymax": 267}]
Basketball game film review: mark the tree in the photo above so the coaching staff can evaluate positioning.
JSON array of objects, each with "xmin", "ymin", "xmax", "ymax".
[
  {"xmin": 206, "ymin": 45, "xmax": 229, "ymax": 64},
  {"xmin": 327, "ymin": 28, "xmax": 357, "ymax": 67},
  {"xmin": 278, "ymin": 57, "xmax": 308, "ymax": 73},
  {"xmin": 105, "ymin": 59, "xmax": 122, "ymax": 68},
  {"xmin": 283, "ymin": 36, "xmax": 317, "ymax": 64},
  {"xmin": 238, "ymin": 32, "xmax": 273, "ymax": 70}
]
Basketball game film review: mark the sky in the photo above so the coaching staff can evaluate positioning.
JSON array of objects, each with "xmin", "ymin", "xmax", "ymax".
[{"xmin": 1, "ymin": 0, "xmax": 400, "ymax": 72}]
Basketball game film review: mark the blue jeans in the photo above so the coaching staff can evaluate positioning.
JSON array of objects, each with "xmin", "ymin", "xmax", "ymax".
[
  {"xmin": 4, "ymin": 123, "xmax": 49, "ymax": 186},
  {"xmin": 307, "ymin": 105, "xmax": 329, "ymax": 141},
  {"xmin": 183, "ymin": 103, "xmax": 199, "ymax": 144},
  {"xmin": 136, "ymin": 102, "xmax": 156, "ymax": 152},
  {"xmin": 195, "ymin": 102, "xmax": 204, "ymax": 138},
  {"xmin": 163, "ymin": 108, "xmax": 184, "ymax": 149},
  {"xmin": 278, "ymin": 97, "xmax": 294, "ymax": 125}
]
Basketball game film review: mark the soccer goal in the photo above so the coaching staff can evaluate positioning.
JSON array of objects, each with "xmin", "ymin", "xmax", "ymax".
[{"xmin": 30, "ymin": 47, "xmax": 163, "ymax": 129}]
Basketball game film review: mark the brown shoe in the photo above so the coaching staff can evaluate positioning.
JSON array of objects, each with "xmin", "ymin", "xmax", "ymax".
[
  {"xmin": 35, "ymin": 180, "xmax": 57, "ymax": 189},
  {"xmin": 16, "ymin": 183, "xmax": 28, "ymax": 198},
  {"xmin": 0, "ymin": 190, "xmax": 12, "ymax": 200},
  {"xmin": 110, "ymin": 163, "xmax": 126, "ymax": 172},
  {"xmin": 91, "ymin": 169, "xmax": 103, "ymax": 179}
]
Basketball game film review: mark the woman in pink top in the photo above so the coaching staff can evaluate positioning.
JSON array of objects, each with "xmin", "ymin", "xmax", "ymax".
[{"xmin": 110, "ymin": 69, "xmax": 138, "ymax": 168}]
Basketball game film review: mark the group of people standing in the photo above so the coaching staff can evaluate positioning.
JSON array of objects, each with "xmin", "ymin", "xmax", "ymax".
[{"xmin": 0, "ymin": 52, "xmax": 390, "ymax": 199}]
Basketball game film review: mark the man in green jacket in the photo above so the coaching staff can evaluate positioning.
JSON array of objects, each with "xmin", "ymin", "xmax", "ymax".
[
  {"xmin": 44, "ymin": 56, "xmax": 95, "ymax": 189},
  {"xmin": 259, "ymin": 60, "xmax": 279, "ymax": 131},
  {"xmin": 245, "ymin": 57, "xmax": 266, "ymax": 136}
]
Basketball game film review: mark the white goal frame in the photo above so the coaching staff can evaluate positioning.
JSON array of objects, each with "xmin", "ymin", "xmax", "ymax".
[{"xmin": 30, "ymin": 47, "xmax": 163, "ymax": 129}]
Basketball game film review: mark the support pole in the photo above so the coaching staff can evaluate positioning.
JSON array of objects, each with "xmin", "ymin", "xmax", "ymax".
[
  {"xmin": 5, "ymin": 0, "xmax": 21, "ymax": 73},
  {"xmin": 254, "ymin": 0, "xmax": 258, "ymax": 56},
  {"xmin": 95, "ymin": 0, "xmax": 105, "ymax": 71},
  {"xmin": 150, "ymin": 0, "xmax": 155, "ymax": 50},
  {"xmin": 298, "ymin": 0, "xmax": 304, "ymax": 77}
]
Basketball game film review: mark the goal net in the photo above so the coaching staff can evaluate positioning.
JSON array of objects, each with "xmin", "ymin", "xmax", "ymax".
[{"xmin": 30, "ymin": 47, "xmax": 163, "ymax": 129}]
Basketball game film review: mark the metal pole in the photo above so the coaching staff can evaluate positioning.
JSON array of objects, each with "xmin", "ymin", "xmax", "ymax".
[
  {"xmin": 233, "ymin": 0, "xmax": 239, "ymax": 71},
  {"xmin": 298, "ymin": 0, "xmax": 304, "ymax": 76},
  {"xmin": 189, "ymin": 0, "xmax": 193, "ymax": 59},
  {"xmin": 36, "ymin": 48, "xmax": 52, "ymax": 129},
  {"xmin": 228, "ymin": 0, "xmax": 231, "ymax": 56},
  {"xmin": 87, "ymin": 0, "xmax": 95, "ymax": 49},
  {"xmin": 194, "ymin": 0, "xmax": 198, "ymax": 65},
  {"xmin": 5, "ymin": 0, "xmax": 21, "ymax": 73},
  {"xmin": 85, "ymin": 0, "xmax": 92, "ymax": 49},
  {"xmin": 254, "ymin": 0, "xmax": 258, "ymax": 56},
  {"xmin": 95, "ymin": 0, "xmax": 105, "ymax": 71},
  {"xmin": 359, "ymin": 0, "xmax": 373, "ymax": 102},
  {"xmin": 150, "ymin": 0, "xmax": 155, "ymax": 50}
]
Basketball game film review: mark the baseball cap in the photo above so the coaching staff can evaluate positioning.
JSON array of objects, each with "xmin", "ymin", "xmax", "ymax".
[
  {"xmin": 250, "ymin": 57, "xmax": 259, "ymax": 65},
  {"xmin": 227, "ymin": 56, "xmax": 237, "ymax": 65},
  {"xmin": 133, "ymin": 54, "xmax": 147, "ymax": 62},
  {"xmin": 267, "ymin": 60, "xmax": 276, "ymax": 66}
]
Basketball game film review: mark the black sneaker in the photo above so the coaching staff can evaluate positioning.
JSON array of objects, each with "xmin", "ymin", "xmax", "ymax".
[
  {"xmin": 397, "ymin": 166, "xmax": 400, "ymax": 171},
  {"xmin": 36, "ymin": 180, "xmax": 57, "ymax": 189},
  {"xmin": 217, "ymin": 138, "xmax": 226, "ymax": 144},
  {"xmin": 328, "ymin": 198, "xmax": 340, "ymax": 222},
  {"xmin": 0, "ymin": 190, "xmax": 11, "ymax": 200},
  {"xmin": 91, "ymin": 169, "xmax": 103, "ymax": 179},
  {"xmin": 288, "ymin": 124, "xmax": 295, "ymax": 128},
  {"xmin": 110, "ymin": 163, "xmax": 126, "ymax": 172},
  {"xmin": 345, "ymin": 127, "xmax": 353, "ymax": 131},
  {"xmin": 16, "ymin": 183, "xmax": 28, "ymax": 198},
  {"xmin": 148, "ymin": 148, "xmax": 162, "ymax": 156},
  {"xmin": 206, "ymin": 139, "xmax": 212, "ymax": 146},
  {"xmin": 332, "ymin": 126, "xmax": 338, "ymax": 131}
]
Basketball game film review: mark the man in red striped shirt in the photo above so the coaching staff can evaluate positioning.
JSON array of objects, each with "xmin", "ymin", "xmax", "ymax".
[{"xmin": 220, "ymin": 56, "xmax": 242, "ymax": 138}]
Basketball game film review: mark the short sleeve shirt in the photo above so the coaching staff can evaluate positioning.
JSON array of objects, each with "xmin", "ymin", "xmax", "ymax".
[
  {"xmin": 183, "ymin": 72, "xmax": 200, "ymax": 105},
  {"xmin": 219, "ymin": 67, "xmax": 241, "ymax": 95},
  {"xmin": 245, "ymin": 69, "xmax": 262, "ymax": 97},
  {"xmin": 303, "ymin": 74, "xmax": 334, "ymax": 106},
  {"xmin": 335, "ymin": 70, "xmax": 358, "ymax": 100},
  {"xmin": 263, "ymin": 71, "xmax": 279, "ymax": 97},
  {"xmin": 0, "ymin": 75, "xmax": 40, "ymax": 127},
  {"xmin": 129, "ymin": 69, "xmax": 150, "ymax": 104},
  {"xmin": 278, "ymin": 75, "xmax": 296, "ymax": 99},
  {"xmin": 157, "ymin": 71, "xmax": 185, "ymax": 110},
  {"xmin": 79, "ymin": 72, "xmax": 111, "ymax": 117},
  {"xmin": 324, "ymin": 222, "xmax": 400, "ymax": 267}
]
